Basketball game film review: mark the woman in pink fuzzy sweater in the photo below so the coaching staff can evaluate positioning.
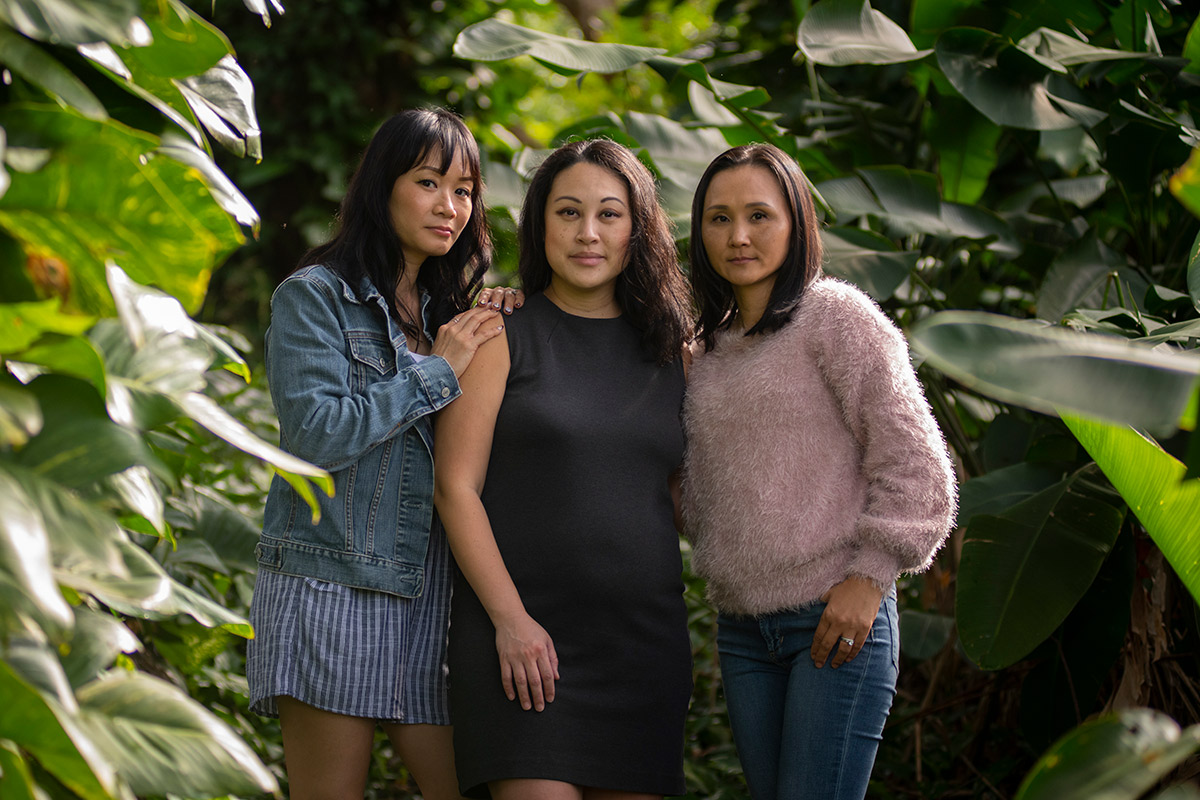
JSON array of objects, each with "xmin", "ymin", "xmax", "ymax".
[{"xmin": 681, "ymin": 143, "xmax": 957, "ymax": 800}]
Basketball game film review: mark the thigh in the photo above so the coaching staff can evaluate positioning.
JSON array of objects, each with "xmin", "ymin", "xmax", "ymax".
[
  {"xmin": 277, "ymin": 696, "xmax": 376, "ymax": 800},
  {"xmin": 776, "ymin": 594, "xmax": 899, "ymax": 800},
  {"xmin": 717, "ymin": 613, "xmax": 789, "ymax": 800},
  {"xmin": 491, "ymin": 778, "xmax": 582, "ymax": 800},
  {"xmin": 583, "ymin": 790, "xmax": 661, "ymax": 800},
  {"xmin": 381, "ymin": 722, "xmax": 464, "ymax": 800}
]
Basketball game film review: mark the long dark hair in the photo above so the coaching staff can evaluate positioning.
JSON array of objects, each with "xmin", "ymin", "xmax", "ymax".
[
  {"xmin": 299, "ymin": 108, "xmax": 490, "ymax": 335},
  {"xmin": 518, "ymin": 139, "xmax": 691, "ymax": 365},
  {"xmin": 690, "ymin": 143, "xmax": 822, "ymax": 352}
]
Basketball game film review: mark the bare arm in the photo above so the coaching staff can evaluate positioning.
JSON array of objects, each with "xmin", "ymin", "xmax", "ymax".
[{"xmin": 433, "ymin": 332, "xmax": 559, "ymax": 711}]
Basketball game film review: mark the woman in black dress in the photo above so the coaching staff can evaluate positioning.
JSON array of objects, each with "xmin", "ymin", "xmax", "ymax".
[{"xmin": 434, "ymin": 139, "xmax": 694, "ymax": 799}]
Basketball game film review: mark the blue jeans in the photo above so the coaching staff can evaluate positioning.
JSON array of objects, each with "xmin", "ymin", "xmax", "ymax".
[{"xmin": 717, "ymin": 591, "xmax": 899, "ymax": 800}]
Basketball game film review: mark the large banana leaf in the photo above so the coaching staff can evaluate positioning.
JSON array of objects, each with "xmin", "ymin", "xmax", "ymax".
[
  {"xmin": 956, "ymin": 470, "xmax": 1125, "ymax": 669},
  {"xmin": 909, "ymin": 310, "xmax": 1200, "ymax": 434},
  {"xmin": 1062, "ymin": 415, "xmax": 1200, "ymax": 604},
  {"xmin": 177, "ymin": 54, "xmax": 262, "ymax": 160},
  {"xmin": 75, "ymin": 670, "xmax": 278, "ymax": 797},
  {"xmin": 0, "ymin": 105, "xmax": 243, "ymax": 315},
  {"xmin": 0, "ymin": 0, "xmax": 140, "ymax": 46},
  {"xmin": 0, "ymin": 28, "xmax": 106, "ymax": 120},
  {"xmin": 1016, "ymin": 709, "xmax": 1200, "ymax": 800},
  {"xmin": 797, "ymin": 0, "xmax": 932, "ymax": 65},
  {"xmin": 454, "ymin": 17, "xmax": 665, "ymax": 75}
]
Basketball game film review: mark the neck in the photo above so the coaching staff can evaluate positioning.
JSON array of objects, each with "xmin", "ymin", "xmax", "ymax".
[
  {"xmin": 732, "ymin": 282, "xmax": 773, "ymax": 331},
  {"xmin": 545, "ymin": 280, "xmax": 620, "ymax": 318}
]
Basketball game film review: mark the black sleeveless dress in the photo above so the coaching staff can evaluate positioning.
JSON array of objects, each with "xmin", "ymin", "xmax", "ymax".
[{"xmin": 448, "ymin": 293, "xmax": 692, "ymax": 797}]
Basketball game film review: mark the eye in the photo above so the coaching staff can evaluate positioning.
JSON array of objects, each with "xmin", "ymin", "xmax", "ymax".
[
  {"xmin": 557, "ymin": 207, "xmax": 578, "ymax": 218},
  {"xmin": 418, "ymin": 178, "xmax": 436, "ymax": 188},
  {"xmin": 601, "ymin": 209, "xmax": 622, "ymax": 219},
  {"xmin": 751, "ymin": 211, "xmax": 768, "ymax": 221},
  {"xmin": 455, "ymin": 187, "xmax": 472, "ymax": 198},
  {"xmin": 709, "ymin": 213, "xmax": 729, "ymax": 224}
]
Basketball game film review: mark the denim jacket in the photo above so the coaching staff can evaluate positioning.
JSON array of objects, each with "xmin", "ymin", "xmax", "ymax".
[{"xmin": 255, "ymin": 264, "xmax": 461, "ymax": 597}]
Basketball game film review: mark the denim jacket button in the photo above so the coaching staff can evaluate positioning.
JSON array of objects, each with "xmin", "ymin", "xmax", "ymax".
[{"xmin": 440, "ymin": 386, "xmax": 451, "ymax": 398}]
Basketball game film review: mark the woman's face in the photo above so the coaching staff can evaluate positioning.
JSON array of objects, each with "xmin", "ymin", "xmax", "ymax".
[
  {"xmin": 700, "ymin": 164, "xmax": 792, "ymax": 295},
  {"xmin": 543, "ymin": 161, "xmax": 633, "ymax": 298},
  {"xmin": 388, "ymin": 149, "xmax": 474, "ymax": 267}
]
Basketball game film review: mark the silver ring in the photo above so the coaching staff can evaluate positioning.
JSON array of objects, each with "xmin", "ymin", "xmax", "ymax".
[
  {"xmin": 451, "ymin": 317, "xmax": 460, "ymax": 324},
  {"xmin": 839, "ymin": 636, "xmax": 854, "ymax": 648}
]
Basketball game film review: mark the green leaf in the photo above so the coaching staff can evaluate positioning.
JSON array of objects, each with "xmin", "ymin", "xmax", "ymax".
[
  {"xmin": 176, "ymin": 54, "xmax": 262, "ymax": 160},
  {"xmin": 454, "ymin": 17, "xmax": 666, "ymax": 75},
  {"xmin": 238, "ymin": 0, "xmax": 283, "ymax": 27},
  {"xmin": 158, "ymin": 133, "xmax": 260, "ymax": 232},
  {"xmin": 0, "ymin": 660, "xmax": 116, "ymax": 800},
  {"xmin": 1062, "ymin": 415, "xmax": 1200, "ymax": 605},
  {"xmin": 13, "ymin": 332, "xmax": 106, "ymax": 393},
  {"xmin": 0, "ymin": 373, "xmax": 42, "ymax": 446},
  {"xmin": 798, "ymin": 0, "xmax": 932, "ymax": 66},
  {"xmin": 1170, "ymin": 147, "xmax": 1200, "ymax": 220},
  {"xmin": 0, "ymin": 467, "xmax": 74, "ymax": 637},
  {"xmin": 58, "ymin": 607, "xmax": 141, "ymax": 689},
  {"xmin": 1015, "ymin": 709, "xmax": 1200, "ymax": 800},
  {"xmin": 1017, "ymin": 27, "xmax": 1151, "ymax": 66},
  {"xmin": 0, "ymin": 105, "xmax": 243, "ymax": 315},
  {"xmin": 0, "ymin": 28, "xmax": 107, "ymax": 121},
  {"xmin": 0, "ymin": 299, "xmax": 95, "ymax": 353},
  {"xmin": 0, "ymin": 740, "xmax": 39, "ymax": 800},
  {"xmin": 74, "ymin": 670, "xmax": 278, "ymax": 797},
  {"xmin": 106, "ymin": 465, "xmax": 165, "ymax": 534},
  {"xmin": 1036, "ymin": 233, "xmax": 1146, "ymax": 323},
  {"xmin": 645, "ymin": 56, "xmax": 770, "ymax": 109},
  {"xmin": 956, "ymin": 461, "xmax": 1063, "ymax": 526},
  {"xmin": 1185, "ymin": 14, "xmax": 1200, "ymax": 74},
  {"xmin": 909, "ymin": 311, "xmax": 1200, "ymax": 434},
  {"xmin": 936, "ymin": 28, "xmax": 1090, "ymax": 131},
  {"xmin": 956, "ymin": 470, "xmax": 1125, "ymax": 669},
  {"xmin": 122, "ymin": 0, "xmax": 230, "ymax": 78},
  {"xmin": 0, "ymin": 0, "xmax": 141, "ymax": 46},
  {"xmin": 898, "ymin": 609, "xmax": 955, "ymax": 660},
  {"xmin": 820, "ymin": 226, "xmax": 913, "ymax": 300},
  {"xmin": 927, "ymin": 97, "xmax": 1000, "ymax": 204},
  {"xmin": 623, "ymin": 111, "xmax": 731, "ymax": 191}
]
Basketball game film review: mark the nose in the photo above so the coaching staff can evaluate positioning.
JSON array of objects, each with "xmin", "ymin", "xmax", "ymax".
[
  {"xmin": 435, "ymin": 188, "xmax": 457, "ymax": 218},
  {"xmin": 576, "ymin": 215, "xmax": 599, "ymax": 243},
  {"xmin": 730, "ymin": 221, "xmax": 750, "ymax": 246}
]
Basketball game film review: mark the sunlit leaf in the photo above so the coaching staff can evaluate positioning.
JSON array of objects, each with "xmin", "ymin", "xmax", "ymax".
[
  {"xmin": 1018, "ymin": 27, "xmax": 1151, "ymax": 65},
  {"xmin": 106, "ymin": 465, "xmax": 165, "ymax": 534},
  {"xmin": 0, "ymin": 0, "xmax": 142, "ymax": 46},
  {"xmin": 75, "ymin": 671, "xmax": 278, "ymax": 797},
  {"xmin": 13, "ymin": 332, "xmax": 106, "ymax": 393},
  {"xmin": 158, "ymin": 133, "xmax": 260, "ymax": 232},
  {"xmin": 910, "ymin": 311, "xmax": 1200, "ymax": 434},
  {"xmin": 0, "ymin": 373, "xmax": 42, "ymax": 446},
  {"xmin": 454, "ymin": 17, "xmax": 665, "ymax": 75},
  {"xmin": 0, "ymin": 468, "xmax": 73, "ymax": 637},
  {"xmin": 0, "ymin": 660, "xmax": 116, "ymax": 800},
  {"xmin": 0, "ymin": 28, "xmax": 107, "ymax": 120},
  {"xmin": 0, "ymin": 299, "xmax": 95, "ymax": 353},
  {"xmin": 0, "ymin": 740, "xmax": 39, "ymax": 800},
  {"xmin": 1062, "ymin": 415, "xmax": 1200, "ymax": 605},
  {"xmin": 645, "ymin": 56, "xmax": 770, "ymax": 108},
  {"xmin": 239, "ymin": 0, "xmax": 284, "ymax": 27},
  {"xmin": 1016, "ymin": 709, "xmax": 1200, "ymax": 800},
  {"xmin": 928, "ymin": 97, "xmax": 1000, "ymax": 204},
  {"xmin": 1170, "ymin": 147, "xmax": 1200, "ymax": 219},
  {"xmin": 797, "ymin": 0, "xmax": 933, "ymax": 65},
  {"xmin": 176, "ymin": 54, "xmax": 262, "ymax": 160},
  {"xmin": 957, "ymin": 470, "xmax": 1125, "ymax": 669},
  {"xmin": 58, "ymin": 607, "xmax": 140, "ymax": 689}
]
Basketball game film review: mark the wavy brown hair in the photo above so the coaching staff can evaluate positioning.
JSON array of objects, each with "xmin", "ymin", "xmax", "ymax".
[
  {"xmin": 690, "ymin": 143, "xmax": 822, "ymax": 352},
  {"xmin": 518, "ymin": 139, "xmax": 692, "ymax": 365}
]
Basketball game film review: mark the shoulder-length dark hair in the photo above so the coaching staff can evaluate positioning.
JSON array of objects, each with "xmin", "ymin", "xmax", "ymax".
[
  {"xmin": 299, "ymin": 107, "xmax": 490, "ymax": 334},
  {"xmin": 690, "ymin": 143, "xmax": 822, "ymax": 352},
  {"xmin": 518, "ymin": 139, "xmax": 692, "ymax": 365}
]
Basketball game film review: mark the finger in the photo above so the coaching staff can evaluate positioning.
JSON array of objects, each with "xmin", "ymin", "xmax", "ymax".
[
  {"xmin": 845, "ymin": 630, "xmax": 868, "ymax": 664},
  {"xmin": 476, "ymin": 289, "xmax": 494, "ymax": 307},
  {"xmin": 537, "ymin": 654, "xmax": 556, "ymax": 704},
  {"xmin": 811, "ymin": 612, "xmax": 834, "ymax": 668},
  {"xmin": 502, "ymin": 288, "xmax": 518, "ymax": 315},
  {"xmin": 500, "ymin": 660, "xmax": 515, "ymax": 702},
  {"xmin": 511, "ymin": 663, "xmax": 532, "ymax": 711},
  {"xmin": 831, "ymin": 635, "xmax": 853, "ymax": 668},
  {"xmin": 525, "ymin": 659, "xmax": 546, "ymax": 712}
]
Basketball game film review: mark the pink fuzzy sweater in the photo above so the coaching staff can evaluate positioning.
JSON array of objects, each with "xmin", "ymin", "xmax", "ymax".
[{"xmin": 681, "ymin": 277, "xmax": 957, "ymax": 616}]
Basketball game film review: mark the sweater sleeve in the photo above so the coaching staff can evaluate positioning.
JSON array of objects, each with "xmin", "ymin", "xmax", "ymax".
[
  {"xmin": 811, "ymin": 281, "xmax": 957, "ymax": 589},
  {"xmin": 266, "ymin": 273, "xmax": 461, "ymax": 472}
]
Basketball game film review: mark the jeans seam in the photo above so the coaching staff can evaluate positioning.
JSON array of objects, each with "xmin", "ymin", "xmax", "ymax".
[{"xmin": 829, "ymin": 635, "xmax": 874, "ymax": 799}]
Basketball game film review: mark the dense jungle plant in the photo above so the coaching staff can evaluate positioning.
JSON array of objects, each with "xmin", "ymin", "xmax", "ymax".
[
  {"xmin": 0, "ymin": 0, "xmax": 333, "ymax": 797},
  {"xmin": 451, "ymin": 0, "xmax": 1200, "ymax": 795}
]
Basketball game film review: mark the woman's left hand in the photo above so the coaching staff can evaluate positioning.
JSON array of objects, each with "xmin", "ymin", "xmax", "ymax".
[
  {"xmin": 811, "ymin": 576, "xmax": 884, "ymax": 669},
  {"xmin": 476, "ymin": 287, "xmax": 524, "ymax": 314}
]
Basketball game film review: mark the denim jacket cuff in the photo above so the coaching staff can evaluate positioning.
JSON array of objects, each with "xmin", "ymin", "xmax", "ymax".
[{"xmin": 411, "ymin": 354, "xmax": 462, "ymax": 410}]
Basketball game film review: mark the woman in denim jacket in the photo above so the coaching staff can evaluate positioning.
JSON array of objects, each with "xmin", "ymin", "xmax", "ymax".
[{"xmin": 246, "ymin": 108, "xmax": 509, "ymax": 800}]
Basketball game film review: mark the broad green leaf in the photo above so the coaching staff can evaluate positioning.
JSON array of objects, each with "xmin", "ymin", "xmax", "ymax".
[
  {"xmin": 58, "ymin": 607, "xmax": 140, "ymax": 689},
  {"xmin": 898, "ymin": 610, "xmax": 955, "ymax": 660},
  {"xmin": 159, "ymin": 133, "xmax": 259, "ymax": 232},
  {"xmin": 1036, "ymin": 233, "xmax": 1146, "ymax": 323},
  {"xmin": 936, "ymin": 28, "xmax": 1089, "ymax": 131},
  {"xmin": 0, "ymin": 28, "xmax": 107, "ymax": 121},
  {"xmin": 927, "ymin": 97, "xmax": 1000, "ymax": 204},
  {"xmin": 1018, "ymin": 27, "xmax": 1150, "ymax": 65},
  {"xmin": 0, "ymin": 467, "xmax": 73, "ymax": 636},
  {"xmin": 997, "ymin": 174, "xmax": 1107, "ymax": 213},
  {"xmin": 0, "ymin": 740, "xmax": 39, "ymax": 800},
  {"xmin": 1062, "ymin": 415, "xmax": 1200, "ymax": 604},
  {"xmin": 75, "ymin": 671, "xmax": 278, "ymax": 797},
  {"xmin": 0, "ymin": 105, "xmax": 242, "ymax": 315},
  {"xmin": 1186, "ymin": 14, "xmax": 1200, "ymax": 74},
  {"xmin": 106, "ymin": 465, "xmax": 165, "ymax": 534},
  {"xmin": 0, "ymin": 0, "xmax": 141, "ymax": 46},
  {"xmin": 1170, "ymin": 147, "xmax": 1200, "ymax": 219},
  {"xmin": 176, "ymin": 54, "xmax": 262, "ymax": 161},
  {"xmin": 1187, "ymin": 229, "xmax": 1200, "ymax": 312},
  {"xmin": 624, "ymin": 111, "xmax": 731, "ymax": 191},
  {"xmin": 1016, "ymin": 709, "xmax": 1200, "ymax": 800},
  {"xmin": 0, "ymin": 661, "xmax": 116, "ymax": 800},
  {"xmin": 13, "ymin": 332, "xmax": 106, "ymax": 393},
  {"xmin": 454, "ymin": 18, "xmax": 666, "ymax": 75},
  {"xmin": 797, "ymin": 0, "xmax": 932, "ymax": 65},
  {"xmin": 0, "ymin": 373, "xmax": 42, "ymax": 446},
  {"xmin": 909, "ymin": 0, "xmax": 979, "ymax": 48},
  {"xmin": 956, "ymin": 471, "xmax": 1125, "ymax": 669},
  {"xmin": 645, "ymin": 56, "xmax": 770, "ymax": 109},
  {"xmin": 122, "ymin": 0, "xmax": 229, "ymax": 78},
  {"xmin": 15, "ymin": 374, "xmax": 172, "ymax": 488},
  {"xmin": 820, "ymin": 227, "xmax": 913, "ymax": 300},
  {"xmin": 239, "ymin": 0, "xmax": 284, "ymax": 27},
  {"xmin": 909, "ymin": 311, "xmax": 1200, "ymax": 434},
  {"xmin": 0, "ymin": 299, "xmax": 95, "ymax": 353},
  {"xmin": 955, "ymin": 461, "xmax": 1063, "ymax": 526}
]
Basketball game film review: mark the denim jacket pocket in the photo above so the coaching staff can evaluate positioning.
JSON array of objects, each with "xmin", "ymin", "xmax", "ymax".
[{"xmin": 347, "ymin": 332, "xmax": 397, "ymax": 391}]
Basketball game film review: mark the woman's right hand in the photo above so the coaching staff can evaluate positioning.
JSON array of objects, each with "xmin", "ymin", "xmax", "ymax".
[
  {"xmin": 431, "ymin": 306, "xmax": 504, "ymax": 377},
  {"xmin": 494, "ymin": 612, "xmax": 559, "ymax": 712}
]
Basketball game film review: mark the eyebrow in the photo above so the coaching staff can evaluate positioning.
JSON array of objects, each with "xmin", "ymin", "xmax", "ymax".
[
  {"xmin": 552, "ymin": 194, "xmax": 628, "ymax": 206},
  {"xmin": 704, "ymin": 200, "xmax": 774, "ymax": 213},
  {"xmin": 415, "ymin": 164, "xmax": 474, "ymax": 182}
]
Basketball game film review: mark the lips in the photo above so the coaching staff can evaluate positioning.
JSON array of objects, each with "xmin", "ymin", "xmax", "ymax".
[
  {"xmin": 570, "ymin": 252, "xmax": 605, "ymax": 265},
  {"xmin": 429, "ymin": 226, "xmax": 455, "ymax": 237}
]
